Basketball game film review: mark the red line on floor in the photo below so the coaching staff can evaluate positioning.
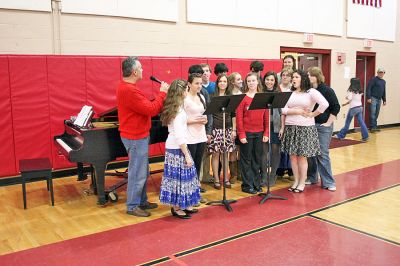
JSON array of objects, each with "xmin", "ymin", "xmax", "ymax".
[
  {"xmin": 1, "ymin": 160, "xmax": 399, "ymax": 266},
  {"xmin": 177, "ymin": 217, "xmax": 400, "ymax": 266},
  {"xmin": 168, "ymin": 255, "xmax": 188, "ymax": 266}
]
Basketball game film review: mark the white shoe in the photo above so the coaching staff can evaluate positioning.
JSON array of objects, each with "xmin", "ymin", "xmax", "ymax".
[{"xmin": 327, "ymin": 186, "xmax": 336, "ymax": 191}]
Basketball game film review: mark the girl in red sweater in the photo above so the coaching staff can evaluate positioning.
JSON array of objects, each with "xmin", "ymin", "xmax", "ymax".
[{"xmin": 236, "ymin": 72, "xmax": 269, "ymax": 194}]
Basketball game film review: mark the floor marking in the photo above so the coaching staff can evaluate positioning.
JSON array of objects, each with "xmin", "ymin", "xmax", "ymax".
[{"xmin": 140, "ymin": 183, "xmax": 400, "ymax": 265}]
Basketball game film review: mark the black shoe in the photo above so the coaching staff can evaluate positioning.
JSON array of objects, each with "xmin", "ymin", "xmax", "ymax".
[
  {"xmin": 200, "ymin": 188, "xmax": 207, "ymax": 193},
  {"xmin": 293, "ymin": 185, "xmax": 305, "ymax": 193},
  {"xmin": 139, "ymin": 202, "xmax": 158, "ymax": 210},
  {"xmin": 171, "ymin": 208, "xmax": 191, "ymax": 219},
  {"xmin": 242, "ymin": 188, "xmax": 257, "ymax": 194},
  {"xmin": 254, "ymin": 187, "xmax": 263, "ymax": 193},
  {"xmin": 184, "ymin": 208, "xmax": 199, "ymax": 214}
]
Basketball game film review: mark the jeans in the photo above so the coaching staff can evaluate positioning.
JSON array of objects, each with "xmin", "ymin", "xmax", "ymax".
[
  {"xmin": 337, "ymin": 106, "xmax": 369, "ymax": 140},
  {"xmin": 369, "ymin": 97, "xmax": 381, "ymax": 129},
  {"xmin": 121, "ymin": 137, "xmax": 149, "ymax": 211},
  {"xmin": 240, "ymin": 132, "xmax": 263, "ymax": 190},
  {"xmin": 307, "ymin": 124, "xmax": 335, "ymax": 188}
]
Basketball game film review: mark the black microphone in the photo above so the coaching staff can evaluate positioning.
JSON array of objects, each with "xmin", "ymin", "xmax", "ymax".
[{"xmin": 150, "ymin": 76, "xmax": 162, "ymax": 84}]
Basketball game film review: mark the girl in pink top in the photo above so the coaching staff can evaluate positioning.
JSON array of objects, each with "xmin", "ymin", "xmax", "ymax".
[
  {"xmin": 184, "ymin": 73, "xmax": 208, "ymax": 193},
  {"xmin": 281, "ymin": 69, "xmax": 328, "ymax": 193},
  {"xmin": 236, "ymin": 72, "xmax": 269, "ymax": 194},
  {"xmin": 336, "ymin": 78, "xmax": 369, "ymax": 141}
]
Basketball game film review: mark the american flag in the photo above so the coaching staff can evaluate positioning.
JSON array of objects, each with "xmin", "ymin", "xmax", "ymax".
[{"xmin": 352, "ymin": 0, "xmax": 382, "ymax": 8}]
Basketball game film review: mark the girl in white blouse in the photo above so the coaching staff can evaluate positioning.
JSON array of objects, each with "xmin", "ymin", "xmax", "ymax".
[{"xmin": 159, "ymin": 79, "xmax": 200, "ymax": 219}]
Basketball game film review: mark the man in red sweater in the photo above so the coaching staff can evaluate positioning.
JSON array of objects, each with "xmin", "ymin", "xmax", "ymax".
[{"xmin": 117, "ymin": 56, "xmax": 169, "ymax": 217}]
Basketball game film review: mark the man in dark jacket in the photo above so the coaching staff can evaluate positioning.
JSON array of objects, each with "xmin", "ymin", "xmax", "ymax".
[{"xmin": 367, "ymin": 68, "xmax": 386, "ymax": 132}]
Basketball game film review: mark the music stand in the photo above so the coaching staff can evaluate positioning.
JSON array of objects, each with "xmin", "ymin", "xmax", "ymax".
[
  {"xmin": 205, "ymin": 94, "xmax": 245, "ymax": 212},
  {"xmin": 249, "ymin": 92, "xmax": 291, "ymax": 204}
]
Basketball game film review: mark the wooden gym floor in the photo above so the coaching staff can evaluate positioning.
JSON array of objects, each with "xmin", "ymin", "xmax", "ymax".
[{"xmin": 0, "ymin": 128, "xmax": 399, "ymax": 265}]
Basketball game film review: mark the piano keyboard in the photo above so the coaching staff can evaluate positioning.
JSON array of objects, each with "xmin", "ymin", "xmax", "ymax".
[{"xmin": 55, "ymin": 138, "xmax": 72, "ymax": 153}]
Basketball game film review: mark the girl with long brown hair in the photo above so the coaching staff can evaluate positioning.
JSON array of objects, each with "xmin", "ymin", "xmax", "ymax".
[
  {"xmin": 159, "ymin": 79, "xmax": 200, "ymax": 219},
  {"xmin": 208, "ymin": 74, "xmax": 236, "ymax": 189}
]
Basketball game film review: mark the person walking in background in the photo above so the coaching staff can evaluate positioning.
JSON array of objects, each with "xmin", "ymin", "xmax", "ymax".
[
  {"xmin": 336, "ymin": 78, "xmax": 369, "ymax": 141},
  {"xmin": 159, "ymin": 79, "xmax": 200, "ymax": 219},
  {"xmin": 117, "ymin": 56, "xmax": 169, "ymax": 217},
  {"xmin": 306, "ymin": 67, "xmax": 340, "ymax": 191},
  {"xmin": 281, "ymin": 69, "xmax": 328, "ymax": 193},
  {"xmin": 366, "ymin": 67, "xmax": 386, "ymax": 132},
  {"xmin": 236, "ymin": 72, "xmax": 269, "ymax": 194}
]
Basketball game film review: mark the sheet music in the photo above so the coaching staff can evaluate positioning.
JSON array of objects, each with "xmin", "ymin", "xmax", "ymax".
[{"xmin": 74, "ymin": 105, "xmax": 93, "ymax": 127}]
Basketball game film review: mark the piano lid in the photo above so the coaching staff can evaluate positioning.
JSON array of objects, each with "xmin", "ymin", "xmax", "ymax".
[{"xmin": 96, "ymin": 106, "xmax": 161, "ymax": 121}]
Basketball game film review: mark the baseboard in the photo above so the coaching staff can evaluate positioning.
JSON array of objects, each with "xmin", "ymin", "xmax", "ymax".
[{"xmin": 0, "ymin": 156, "xmax": 164, "ymax": 187}]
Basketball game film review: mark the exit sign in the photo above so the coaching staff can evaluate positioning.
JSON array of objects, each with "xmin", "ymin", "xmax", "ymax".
[
  {"xmin": 303, "ymin": 33, "xmax": 314, "ymax": 43},
  {"xmin": 364, "ymin": 39, "xmax": 373, "ymax": 48}
]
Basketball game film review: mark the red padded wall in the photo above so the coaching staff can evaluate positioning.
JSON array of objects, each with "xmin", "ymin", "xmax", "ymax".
[
  {"xmin": 272, "ymin": 59, "xmax": 282, "ymax": 72},
  {"xmin": 231, "ymin": 59, "xmax": 253, "ymax": 81},
  {"xmin": 263, "ymin": 59, "xmax": 281, "ymax": 73},
  {"xmin": 152, "ymin": 57, "xmax": 181, "ymax": 84},
  {"xmin": 47, "ymin": 56, "xmax": 87, "ymax": 169},
  {"xmin": 181, "ymin": 57, "xmax": 207, "ymax": 78},
  {"xmin": 9, "ymin": 56, "xmax": 51, "ymax": 171},
  {"xmin": 0, "ymin": 57, "xmax": 17, "ymax": 177},
  {"xmin": 86, "ymin": 57, "xmax": 121, "ymax": 115},
  {"xmin": 1, "ymin": 55, "xmax": 281, "ymax": 178}
]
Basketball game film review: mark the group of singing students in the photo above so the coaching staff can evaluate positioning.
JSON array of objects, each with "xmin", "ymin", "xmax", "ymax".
[{"xmin": 116, "ymin": 55, "xmax": 371, "ymax": 219}]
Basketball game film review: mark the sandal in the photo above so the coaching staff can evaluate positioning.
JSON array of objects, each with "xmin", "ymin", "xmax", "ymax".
[
  {"xmin": 224, "ymin": 181, "xmax": 232, "ymax": 188},
  {"xmin": 214, "ymin": 181, "xmax": 221, "ymax": 190}
]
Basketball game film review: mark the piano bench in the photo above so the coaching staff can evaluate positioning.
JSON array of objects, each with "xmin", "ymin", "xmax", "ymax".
[{"xmin": 19, "ymin": 158, "xmax": 54, "ymax": 209}]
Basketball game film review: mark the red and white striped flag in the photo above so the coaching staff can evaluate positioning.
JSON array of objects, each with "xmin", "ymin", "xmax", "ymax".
[{"xmin": 353, "ymin": 0, "xmax": 382, "ymax": 8}]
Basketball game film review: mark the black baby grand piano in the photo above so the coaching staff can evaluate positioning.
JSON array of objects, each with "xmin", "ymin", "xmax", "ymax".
[{"xmin": 54, "ymin": 107, "xmax": 168, "ymax": 205}]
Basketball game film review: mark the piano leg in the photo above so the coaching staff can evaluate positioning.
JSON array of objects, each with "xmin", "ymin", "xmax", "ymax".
[
  {"xmin": 77, "ymin": 162, "xmax": 88, "ymax": 181},
  {"xmin": 90, "ymin": 165, "xmax": 97, "ymax": 195},
  {"xmin": 92, "ymin": 161, "xmax": 108, "ymax": 206}
]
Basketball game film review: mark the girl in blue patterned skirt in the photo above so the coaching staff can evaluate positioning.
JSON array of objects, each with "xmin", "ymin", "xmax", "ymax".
[{"xmin": 159, "ymin": 79, "xmax": 201, "ymax": 219}]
